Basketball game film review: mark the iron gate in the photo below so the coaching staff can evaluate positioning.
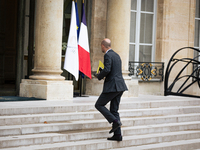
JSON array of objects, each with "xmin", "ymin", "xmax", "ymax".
[{"xmin": 164, "ymin": 47, "xmax": 200, "ymax": 98}]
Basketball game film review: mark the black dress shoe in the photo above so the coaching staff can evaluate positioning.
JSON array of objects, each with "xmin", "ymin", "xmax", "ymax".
[
  {"xmin": 109, "ymin": 120, "xmax": 122, "ymax": 134},
  {"xmin": 107, "ymin": 135, "xmax": 122, "ymax": 141}
]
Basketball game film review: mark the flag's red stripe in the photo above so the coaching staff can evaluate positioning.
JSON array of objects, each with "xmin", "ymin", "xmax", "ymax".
[{"xmin": 78, "ymin": 45, "xmax": 92, "ymax": 79}]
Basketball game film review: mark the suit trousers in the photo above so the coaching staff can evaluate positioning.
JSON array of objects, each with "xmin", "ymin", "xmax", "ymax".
[{"xmin": 95, "ymin": 91, "xmax": 123, "ymax": 135}]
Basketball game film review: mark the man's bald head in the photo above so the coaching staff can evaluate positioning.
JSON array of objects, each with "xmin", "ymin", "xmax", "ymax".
[
  {"xmin": 101, "ymin": 38, "xmax": 111, "ymax": 53},
  {"xmin": 101, "ymin": 38, "xmax": 111, "ymax": 49}
]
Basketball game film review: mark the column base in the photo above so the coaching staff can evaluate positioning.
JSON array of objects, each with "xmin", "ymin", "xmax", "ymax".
[
  {"xmin": 29, "ymin": 74, "xmax": 65, "ymax": 80},
  {"xmin": 123, "ymin": 79, "xmax": 139, "ymax": 97},
  {"xmin": 85, "ymin": 77, "xmax": 139, "ymax": 97},
  {"xmin": 85, "ymin": 78, "xmax": 104, "ymax": 96},
  {"xmin": 122, "ymin": 71, "xmax": 139, "ymax": 97},
  {"xmin": 20, "ymin": 79, "xmax": 73, "ymax": 100}
]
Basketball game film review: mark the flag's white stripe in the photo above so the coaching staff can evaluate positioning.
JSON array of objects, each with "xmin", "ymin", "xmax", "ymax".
[{"xmin": 78, "ymin": 22, "xmax": 90, "ymax": 53}]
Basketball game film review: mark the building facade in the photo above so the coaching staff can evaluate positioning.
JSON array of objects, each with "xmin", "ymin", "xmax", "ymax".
[{"xmin": 0, "ymin": 0, "xmax": 199, "ymax": 99}]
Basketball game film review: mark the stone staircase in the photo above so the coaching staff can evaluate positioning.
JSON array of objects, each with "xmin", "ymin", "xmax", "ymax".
[{"xmin": 0, "ymin": 95, "xmax": 200, "ymax": 149}]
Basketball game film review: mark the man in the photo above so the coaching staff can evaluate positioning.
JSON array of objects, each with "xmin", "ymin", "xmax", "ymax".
[{"xmin": 94, "ymin": 38, "xmax": 128, "ymax": 141}]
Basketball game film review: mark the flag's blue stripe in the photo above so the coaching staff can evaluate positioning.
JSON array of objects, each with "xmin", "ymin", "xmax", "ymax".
[{"xmin": 75, "ymin": 2, "xmax": 80, "ymax": 38}]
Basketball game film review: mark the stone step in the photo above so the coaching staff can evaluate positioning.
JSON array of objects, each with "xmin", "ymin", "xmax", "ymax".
[
  {"xmin": 1, "ymin": 131, "xmax": 200, "ymax": 150},
  {"xmin": 0, "ymin": 121, "xmax": 200, "ymax": 148},
  {"xmin": 0, "ymin": 113, "xmax": 200, "ymax": 136},
  {"xmin": 112, "ymin": 139, "xmax": 200, "ymax": 150},
  {"xmin": 111, "ymin": 139, "xmax": 200, "ymax": 150},
  {"xmin": 1, "ymin": 106, "xmax": 200, "ymax": 126},
  {"xmin": 1, "ymin": 99, "xmax": 200, "ymax": 116}
]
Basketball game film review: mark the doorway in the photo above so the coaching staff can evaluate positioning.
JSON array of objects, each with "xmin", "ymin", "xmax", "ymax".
[{"xmin": 0, "ymin": 0, "xmax": 18, "ymax": 96}]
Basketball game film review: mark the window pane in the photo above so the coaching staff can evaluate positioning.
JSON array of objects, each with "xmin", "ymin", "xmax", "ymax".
[
  {"xmin": 196, "ymin": 0, "xmax": 200, "ymax": 18},
  {"xmin": 140, "ymin": 13, "xmax": 153, "ymax": 43},
  {"xmin": 139, "ymin": 45, "xmax": 152, "ymax": 62},
  {"xmin": 129, "ymin": 44, "xmax": 135, "ymax": 61},
  {"xmin": 131, "ymin": 0, "xmax": 137, "ymax": 10},
  {"xmin": 141, "ymin": 0, "xmax": 154, "ymax": 12},
  {"xmin": 194, "ymin": 20, "xmax": 199, "ymax": 47},
  {"xmin": 130, "ymin": 12, "xmax": 136, "ymax": 43}
]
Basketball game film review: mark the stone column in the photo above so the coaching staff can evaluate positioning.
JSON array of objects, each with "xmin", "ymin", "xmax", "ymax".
[
  {"xmin": 156, "ymin": 0, "xmax": 196, "ymax": 95},
  {"xmin": 106, "ymin": 0, "xmax": 139, "ymax": 97},
  {"xmin": 85, "ymin": 0, "xmax": 107, "ymax": 96},
  {"xmin": 30, "ymin": 0, "xmax": 64, "ymax": 80},
  {"xmin": 107, "ymin": 0, "xmax": 130, "ymax": 72},
  {"xmin": 20, "ymin": 0, "xmax": 73, "ymax": 100}
]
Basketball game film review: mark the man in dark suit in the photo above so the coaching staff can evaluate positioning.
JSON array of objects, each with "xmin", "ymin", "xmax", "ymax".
[{"xmin": 94, "ymin": 38, "xmax": 128, "ymax": 141}]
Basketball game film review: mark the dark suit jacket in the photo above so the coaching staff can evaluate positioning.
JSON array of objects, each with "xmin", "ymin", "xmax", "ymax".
[{"xmin": 97, "ymin": 49, "xmax": 128, "ymax": 93}]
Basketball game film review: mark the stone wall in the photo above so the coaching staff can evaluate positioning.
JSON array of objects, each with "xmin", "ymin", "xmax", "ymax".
[{"xmin": 155, "ymin": 0, "xmax": 196, "ymax": 95}]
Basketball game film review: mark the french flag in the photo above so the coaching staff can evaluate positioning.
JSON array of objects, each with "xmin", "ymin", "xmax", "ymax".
[{"xmin": 78, "ymin": 2, "xmax": 91, "ymax": 79}]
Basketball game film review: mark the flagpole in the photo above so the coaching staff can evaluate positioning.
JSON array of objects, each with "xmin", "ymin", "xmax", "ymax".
[
  {"xmin": 70, "ymin": 0, "xmax": 74, "ymax": 84},
  {"xmin": 80, "ymin": 0, "xmax": 83, "ymax": 97},
  {"xmin": 79, "ymin": 74, "xmax": 82, "ymax": 96},
  {"xmin": 79, "ymin": 0, "xmax": 83, "ymax": 97},
  {"xmin": 74, "ymin": 0, "xmax": 82, "ymax": 97}
]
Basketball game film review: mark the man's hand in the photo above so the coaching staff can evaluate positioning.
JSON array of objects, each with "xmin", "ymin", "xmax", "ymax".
[
  {"xmin": 93, "ymin": 73, "xmax": 98, "ymax": 78},
  {"xmin": 99, "ymin": 67, "xmax": 103, "ymax": 72}
]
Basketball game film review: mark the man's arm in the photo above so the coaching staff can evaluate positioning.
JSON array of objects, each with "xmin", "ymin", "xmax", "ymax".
[{"xmin": 97, "ymin": 54, "xmax": 111, "ymax": 80}]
